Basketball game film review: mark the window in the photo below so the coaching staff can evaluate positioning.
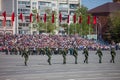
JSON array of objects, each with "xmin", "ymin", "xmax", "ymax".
[
  {"xmin": 32, "ymin": 2, "xmax": 37, "ymax": 5},
  {"xmin": 70, "ymin": 4, "xmax": 77, "ymax": 9},
  {"xmin": 52, "ymin": 3, "xmax": 56, "ymax": 7},
  {"xmin": 59, "ymin": 3, "xmax": 68, "ymax": 10},
  {"xmin": 19, "ymin": 23, "xmax": 22, "ymax": 26},
  {"xmin": 18, "ymin": 1, "xmax": 22, "ymax": 4},
  {"xmin": 70, "ymin": 11, "xmax": 75, "ymax": 15},
  {"xmin": 6, "ymin": 20, "xmax": 11, "ymax": 26},
  {"xmin": 0, "ymin": 20, "xmax": 2, "ymax": 26}
]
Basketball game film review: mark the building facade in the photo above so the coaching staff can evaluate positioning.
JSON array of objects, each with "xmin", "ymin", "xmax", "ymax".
[
  {"xmin": 88, "ymin": 0, "xmax": 120, "ymax": 42},
  {"xmin": 0, "ymin": 0, "xmax": 79, "ymax": 34}
]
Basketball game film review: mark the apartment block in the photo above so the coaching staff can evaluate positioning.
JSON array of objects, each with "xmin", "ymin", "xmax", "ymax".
[{"xmin": 0, "ymin": 0, "xmax": 79, "ymax": 34}]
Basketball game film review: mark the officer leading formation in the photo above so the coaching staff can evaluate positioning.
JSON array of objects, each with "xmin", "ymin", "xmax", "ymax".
[{"xmin": 21, "ymin": 47, "xmax": 29, "ymax": 66}]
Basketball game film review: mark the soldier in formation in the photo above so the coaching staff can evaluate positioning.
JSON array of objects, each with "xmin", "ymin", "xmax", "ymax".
[
  {"xmin": 110, "ymin": 48, "xmax": 116, "ymax": 63},
  {"xmin": 18, "ymin": 46, "xmax": 118, "ymax": 65},
  {"xmin": 45, "ymin": 47, "xmax": 52, "ymax": 65},
  {"xmin": 82, "ymin": 47, "xmax": 89, "ymax": 64},
  {"xmin": 96, "ymin": 47, "xmax": 103, "ymax": 63},
  {"xmin": 61, "ymin": 48, "xmax": 67, "ymax": 64},
  {"xmin": 73, "ymin": 47, "xmax": 78, "ymax": 64},
  {"xmin": 21, "ymin": 47, "xmax": 29, "ymax": 66}
]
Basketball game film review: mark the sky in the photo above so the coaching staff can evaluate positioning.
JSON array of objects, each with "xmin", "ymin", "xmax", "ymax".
[{"xmin": 82, "ymin": 0, "xmax": 113, "ymax": 10}]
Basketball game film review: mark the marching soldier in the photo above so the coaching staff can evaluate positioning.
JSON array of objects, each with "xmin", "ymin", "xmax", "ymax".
[
  {"xmin": 21, "ymin": 47, "xmax": 29, "ymax": 66},
  {"xmin": 110, "ymin": 48, "xmax": 116, "ymax": 63},
  {"xmin": 73, "ymin": 47, "xmax": 78, "ymax": 64},
  {"xmin": 61, "ymin": 48, "xmax": 67, "ymax": 64},
  {"xmin": 96, "ymin": 47, "xmax": 103, "ymax": 63},
  {"xmin": 45, "ymin": 47, "xmax": 52, "ymax": 65},
  {"xmin": 82, "ymin": 47, "xmax": 89, "ymax": 64}
]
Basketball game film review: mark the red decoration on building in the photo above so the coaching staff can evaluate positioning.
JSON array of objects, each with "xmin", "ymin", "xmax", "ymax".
[
  {"xmin": 44, "ymin": 13, "xmax": 46, "ymax": 23},
  {"xmin": 29, "ymin": 13, "xmax": 32, "ymax": 23},
  {"xmin": 52, "ymin": 13, "xmax": 54, "ymax": 23},
  {"xmin": 87, "ymin": 15, "xmax": 90, "ymax": 25},
  {"xmin": 11, "ymin": 12, "xmax": 15, "ymax": 26},
  {"xmin": 2, "ymin": 11, "xmax": 6, "ymax": 26},
  {"xmin": 73, "ymin": 14, "xmax": 76, "ymax": 23},
  {"xmin": 19, "ymin": 13, "xmax": 23, "ymax": 22},
  {"xmin": 93, "ymin": 16, "xmax": 97, "ymax": 24},
  {"xmin": 67, "ymin": 15, "xmax": 69, "ymax": 23},
  {"xmin": 59, "ymin": 13, "xmax": 62, "ymax": 23},
  {"xmin": 79, "ymin": 15, "xmax": 82, "ymax": 24}
]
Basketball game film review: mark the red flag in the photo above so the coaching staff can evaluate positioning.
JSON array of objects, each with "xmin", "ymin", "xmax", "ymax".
[
  {"xmin": 59, "ymin": 13, "xmax": 62, "ymax": 23},
  {"xmin": 2, "ymin": 11, "xmax": 6, "ymax": 21},
  {"xmin": 67, "ymin": 15, "xmax": 69, "ymax": 23},
  {"xmin": 73, "ymin": 14, "xmax": 76, "ymax": 23},
  {"xmin": 44, "ymin": 13, "xmax": 46, "ymax": 23},
  {"xmin": 36, "ymin": 13, "xmax": 39, "ymax": 22},
  {"xmin": 2, "ymin": 11, "xmax": 6, "ymax": 26},
  {"xmin": 29, "ymin": 13, "xmax": 32, "ymax": 23},
  {"xmin": 93, "ymin": 16, "xmax": 97, "ymax": 24},
  {"xmin": 11, "ymin": 12, "xmax": 15, "ymax": 26},
  {"xmin": 87, "ymin": 15, "xmax": 90, "ymax": 25},
  {"xmin": 19, "ymin": 13, "xmax": 23, "ymax": 22},
  {"xmin": 52, "ymin": 13, "xmax": 54, "ymax": 23},
  {"xmin": 79, "ymin": 15, "xmax": 82, "ymax": 24}
]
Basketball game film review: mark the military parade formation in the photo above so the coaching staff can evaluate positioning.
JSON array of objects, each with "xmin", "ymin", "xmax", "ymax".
[{"xmin": 19, "ymin": 46, "xmax": 116, "ymax": 66}]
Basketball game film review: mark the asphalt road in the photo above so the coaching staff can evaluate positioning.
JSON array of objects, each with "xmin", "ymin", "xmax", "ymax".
[{"xmin": 0, "ymin": 50, "xmax": 120, "ymax": 80}]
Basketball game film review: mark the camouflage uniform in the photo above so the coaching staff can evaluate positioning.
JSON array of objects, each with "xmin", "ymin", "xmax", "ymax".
[
  {"xmin": 96, "ymin": 48, "xmax": 103, "ymax": 63},
  {"xmin": 45, "ymin": 47, "xmax": 52, "ymax": 65},
  {"xmin": 21, "ymin": 47, "xmax": 29, "ymax": 66},
  {"xmin": 83, "ymin": 48, "xmax": 89, "ymax": 63},
  {"xmin": 61, "ymin": 48, "xmax": 67, "ymax": 64},
  {"xmin": 73, "ymin": 48, "xmax": 78, "ymax": 64},
  {"xmin": 110, "ymin": 48, "xmax": 116, "ymax": 63}
]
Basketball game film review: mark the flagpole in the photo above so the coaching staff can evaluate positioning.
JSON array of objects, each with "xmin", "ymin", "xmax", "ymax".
[
  {"xmin": 87, "ymin": 15, "xmax": 90, "ymax": 38},
  {"xmin": 46, "ymin": 22, "xmax": 47, "ymax": 33},
  {"xmin": 68, "ymin": 24, "xmax": 69, "ymax": 35},
  {"xmin": 16, "ymin": 0, "xmax": 18, "ymax": 34},
  {"xmin": 12, "ymin": 0, "xmax": 15, "ymax": 34},
  {"xmin": 30, "ymin": 0, "xmax": 32, "ymax": 35},
  {"xmin": 96, "ymin": 23, "xmax": 97, "ymax": 40},
  {"xmin": 75, "ymin": 23, "xmax": 76, "ymax": 35},
  {"xmin": 80, "ymin": 24, "xmax": 82, "ymax": 36},
  {"xmin": 89, "ymin": 24, "xmax": 90, "ymax": 35}
]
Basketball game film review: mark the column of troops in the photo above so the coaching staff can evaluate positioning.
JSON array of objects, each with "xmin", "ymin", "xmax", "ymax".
[{"xmin": 4, "ymin": 46, "xmax": 116, "ymax": 66}]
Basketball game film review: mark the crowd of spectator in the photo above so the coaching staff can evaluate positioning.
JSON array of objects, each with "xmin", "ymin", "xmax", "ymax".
[{"xmin": 0, "ymin": 34, "xmax": 111, "ymax": 53}]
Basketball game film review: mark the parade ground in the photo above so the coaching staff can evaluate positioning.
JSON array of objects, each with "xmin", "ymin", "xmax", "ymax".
[{"xmin": 0, "ymin": 50, "xmax": 120, "ymax": 80}]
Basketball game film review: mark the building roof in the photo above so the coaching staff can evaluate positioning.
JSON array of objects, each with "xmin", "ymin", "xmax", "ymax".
[{"xmin": 88, "ymin": 2, "xmax": 120, "ymax": 14}]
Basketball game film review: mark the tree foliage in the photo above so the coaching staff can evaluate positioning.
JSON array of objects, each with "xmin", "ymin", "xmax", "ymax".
[
  {"xmin": 68, "ymin": 5, "xmax": 93, "ymax": 36},
  {"xmin": 108, "ymin": 11, "xmax": 120, "ymax": 43},
  {"xmin": 31, "ymin": 9, "xmax": 56, "ymax": 34}
]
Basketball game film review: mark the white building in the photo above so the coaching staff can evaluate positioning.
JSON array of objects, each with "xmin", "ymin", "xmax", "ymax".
[{"xmin": 0, "ymin": 0, "xmax": 80, "ymax": 34}]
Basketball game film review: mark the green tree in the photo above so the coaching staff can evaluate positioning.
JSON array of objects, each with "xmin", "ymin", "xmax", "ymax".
[
  {"xmin": 107, "ymin": 11, "xmax": 120, "ymax": 43},
  {"xmin": 45, "ymin": 9, "xmax": 56, "ymax": 34},
  {"xmin": 31, "ymin": 9, "xmax": 56, "ymax": 34},
  {"xmin": 68, "ymin": 5, "xmax": 93, "ymax": 36}
]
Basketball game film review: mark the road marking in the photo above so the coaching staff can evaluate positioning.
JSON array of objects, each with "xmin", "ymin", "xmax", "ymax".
[
  {"xmin": 68, "ymin": 79, "xmax": 75, "ymax": 80},
  {"xmin": 0, "ymin": 73, "xmax": 7, "ymax": 74},
  {"xmin": 6, "ymin": 79, "xmax": 11, "ymax": 80}
]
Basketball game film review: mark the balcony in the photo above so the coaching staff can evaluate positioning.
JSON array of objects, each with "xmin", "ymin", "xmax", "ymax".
[{"xmin": 0, "ymin": 26, "xmax": 13, "ymax": 30}]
